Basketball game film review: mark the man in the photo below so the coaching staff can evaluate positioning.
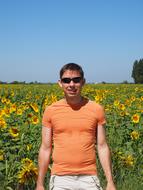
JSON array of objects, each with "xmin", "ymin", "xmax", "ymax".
[{"xmin": 36, "ymin": 63, "xmax": 116, "ymax": 190}]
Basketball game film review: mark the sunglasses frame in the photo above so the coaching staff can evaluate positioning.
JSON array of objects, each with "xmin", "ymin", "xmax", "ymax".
[{"xmin": 61, "ymin": 77, "xmax": 82, "ymax": 84}]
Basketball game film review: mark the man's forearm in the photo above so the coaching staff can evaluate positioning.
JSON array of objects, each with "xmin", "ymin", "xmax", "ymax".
[
  {"xmin": 37, "ymin": 146, "xmax": 52, "ymax": 186},
  {"xmin": 97, "ymin": 143, "xmax": 113, "ymax": 182}
]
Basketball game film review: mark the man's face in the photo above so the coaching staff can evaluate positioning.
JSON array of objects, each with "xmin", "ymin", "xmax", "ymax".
[{"xmin": 58, "ymin": 70, "xmax": 85, "ymax": 98}]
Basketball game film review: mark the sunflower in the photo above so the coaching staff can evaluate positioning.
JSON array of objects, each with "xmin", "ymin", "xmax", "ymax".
[
  {"xmin": 5, "ymin": 99, "xmax": 11, "ymax": 104},
  {"xmin": 0, "ymin": 150, "xmax": 4, "ymax": 161},
  {"xmin": 10, "ymin": 91, "xmax": 15, "ymax": 97},
  {"xmin": 0, "ymin": 109, "xmax": 5, "ymax": 117},
  {"xmin": 30, "ymin": 103, "xmax": 39, "ymax": 113},
  {"xmin": 31, "ymin": 116, "xmax": 39, "ymax": 124},
  {"xmin": 130, "ymin": 131, "xmax": 140, "ymax": 140},
  {"xmin": 0, "ymin": 118, "xmax": 7, "ymax": 129},
  {"xmin": 18, "ymin": 163, "xmax": 38, "ymax": 184},
  {"xmin": 1, "ymin": 97, "xmax": 7, "ymax": 104},
  {"xmin": 125, "ymin": 99, "xmax": 131, "ymax": 106},
  {"xmin": 27, "ymin": 113, "xmax": 33, "ymax": 118},
  {"xmin": 16, "ymin": 108, "xmax": 23, "ymax": 115},
  {"xmin": 51, "ymin": 94, "xmax": 57, "ymax": 103},
  {"xmin": 26, "ymin": 144, "xmax": 32, "ymax": 151},
  {"xmin": 119, "ymin": 111, "xmax": 126, "ymax": 117},
  {"xmin": 131, "ymin": 114, "xmax": 140, "ymax": 123},
  {"xmin": 10, "ymin": 103, "xmax": 17, "ymax": 112},
  {"xmin": 3, "ymin": 108, "xmax": 11, "ymax": 117},
  {"xmin": 118, "ymin": 104, "xmax": 125, "ymax": 111},
  {"xmin": 21, "ymin": 158, "xmax": 33, "ymax": 165},
  {"xmin": 124, "ymin": 155, "xmax": 134, "ymax": 166},
  {"xmin": 130, "ymin": 96, "xmax": 136, "ymax": 102},
  {"xmin": 114, "ymin": 100, "xmax": 120, "ymax": 107},
  {"xmin": 9, "ymin": 127, "xmax": 19, "ymax": 137}
]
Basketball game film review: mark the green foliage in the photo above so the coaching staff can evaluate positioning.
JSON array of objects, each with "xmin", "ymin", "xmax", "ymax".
[
  {"xmin": 0, "ymin": 84, "xmax": 143, "ymax": 189},
  {"xmin": 132, "ymin": 59, "xmax": 143, "ymax": 83}
]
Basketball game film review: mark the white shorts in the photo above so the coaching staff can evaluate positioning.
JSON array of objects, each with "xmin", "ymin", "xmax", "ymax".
[{"xmin": 49, "ymin": 175, "xmax": 103, "ymax": 190}]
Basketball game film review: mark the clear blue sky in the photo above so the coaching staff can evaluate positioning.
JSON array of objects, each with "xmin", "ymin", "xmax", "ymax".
[{"xmin": 0, "ymin": 0, "xmax": 143, "ymax": 83}]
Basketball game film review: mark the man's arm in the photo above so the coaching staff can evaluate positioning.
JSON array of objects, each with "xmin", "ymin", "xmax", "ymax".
[
  {"xmin": 97, "ymin": 124, "xmax": 116, "ymax": 190},
  {"xmin": 36, "ymin": 126, "xmax": 52, "ymax": 190}
]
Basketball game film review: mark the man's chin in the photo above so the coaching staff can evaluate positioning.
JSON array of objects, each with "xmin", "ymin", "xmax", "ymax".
[{"xmin": 66, "ymin": 93, "xmax": 78, "ymax": 97}]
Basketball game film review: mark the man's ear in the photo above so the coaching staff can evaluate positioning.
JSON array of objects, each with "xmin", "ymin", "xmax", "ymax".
[{"xmin": 58, "ymin": 80, "xmax": 62, "ymax": 88}]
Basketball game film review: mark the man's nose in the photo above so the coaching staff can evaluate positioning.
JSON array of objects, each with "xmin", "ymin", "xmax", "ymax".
[{"xmin": 69, "ymin": 80, "xmax": 75, "ymax": 86}]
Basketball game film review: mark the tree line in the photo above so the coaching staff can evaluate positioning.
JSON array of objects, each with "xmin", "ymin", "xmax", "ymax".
[
  {"xmin": 1, "ymin": 59, "xmax": 143, "ymax": 84},
  {"xmin": 132, "ymin": 58, "xmax": 143, "ymax": 84}
]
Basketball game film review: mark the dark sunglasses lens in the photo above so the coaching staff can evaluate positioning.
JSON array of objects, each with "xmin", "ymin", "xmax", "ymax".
[
  {"xmin": 72, "ymin": 77, "xmax": 81, "ymax": 83},
  {"xmin": 61, "ymin": 77, "xmax": 82, "ymax": 83},
  {"xmin": 61, "ymin": 78, "xmax": 71, "ymax": 83}
]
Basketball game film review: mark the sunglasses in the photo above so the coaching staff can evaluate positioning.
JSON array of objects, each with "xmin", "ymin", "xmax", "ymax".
[{"xmin": 61, "ymin": 77, "xmax": 82, "ymax": 84}]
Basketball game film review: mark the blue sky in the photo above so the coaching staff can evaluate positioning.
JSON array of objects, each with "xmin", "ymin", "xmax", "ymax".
[{"xmin": 0, "ymin": 0, "xmax": 143, "ymax": 83}]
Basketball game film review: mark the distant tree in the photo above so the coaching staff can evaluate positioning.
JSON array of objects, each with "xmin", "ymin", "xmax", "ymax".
[
  {"xmin": 132, "ymin": 59, "xmax": 143, "ymax": 84},
  {"xmin": 11, "ymin": 81, "xmax": 19, "ymax": 84},
  {"xmin": 0, "ymin": 81, "xmax": 7, "ymax": 84},
  {"xmin": 10, "ymin": 81, "xmax": 26, "ymax": 84},
  {"xmin": 122, "ymin": 80, "xmax": 129, "ymax": 84},
  {"xmin": 101, "ymin": 81, "xmax": 106, "ymax": 84}
]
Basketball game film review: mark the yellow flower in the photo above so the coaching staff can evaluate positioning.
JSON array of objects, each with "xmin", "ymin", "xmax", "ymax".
[
  {"xmin": 114, "ymin": 100, "xmax": 120, "ymax": 106},
  {"xmin": 35, "ymin": 95, "xmax": 40, "ymax": 100},
  {"xmin": 21, "ymin": 158, "xmax": 33, "ymax": 165},
  {"xmin": 51, "ymin": 94, "xmax": 57, "ymax": 103},
  {"xmin": 3, "ymin": 108, "xmax": 11, "ymax": 117},
  {"xmin": 131, "ymin": 131, "xmax": 139, "ymax": 140},
  {"xmin": 95, "ymin": 95, "xmax": 100, "ymax": 103},
  {"xmin": 118, "ymin": 104, "xmax": 125, "ymax": 111},
  {"xmin": 31, "ymin": 116, "xmax": 39, "ymax": 124},
  {"xmin": 11, "ymin": 91, "xmax": 15, "ymax": 97},
  {"xmin": 26, "ymin": 144, "xmax": 32, "ymax": 151},
  {"xmin": 24, "ymin": 104, "xmax": 29, "ymax": 110},
  {"xmin": 120, "ymin": 111, "xmax": 126, "ymax": 117},
  {"xmin": 0, "ymin": 118, "xmax": 7, "ymax": 129},
  {"xmin": 16, "ymin": 108, "xmax": 23, "ymax": 115},
  {"xmin": 10, "ymin": 103, "xmax": 17, "ymax": 112},
  {"xmin": 125, "ymin": 99, "xmax": 131, "ymax": 106},
  {"xmin": 27, "ymin": 113, "xmax": 33, "ymax": 118},
  {"xmin": 30, "ymin": 103, "xmax": 39, "ymax": 113},
  {"xmin": 18, "ymin": 163, "xmax": 38, "ymax": 184},
  {"xmin": 120, "ymin": 111, "xmax": 129, "ymax": 117},
  {"xmin": 9, "ymin": 127, "xmax": 19, "ymax": 137},
  {"xmin": 5, "ymin": 99, "xmax": 11, "ymax": 104},
  {"xmin": 0, "ymin": 109, "xmax": 5, "ymax": 117},
  {"xmin": 131, "ymin": 114, "xmax": 140, "ymax": 123},
  {"xmin": 1, "ymin": 97, "xmax": 7, "ymax": 104},
  {"xmin": 26, "ymin": 94, "xmax": 31, "ymax": 99},
  {"xmin": 124, "ymin": 155, "xmax": 134, "ymax": 166},
  {"xmin": 0, "ymin": 150, "xmax": 4, "ymax": 161},
  {"xmin": 130, "ymin": 96, "xmax": 136, "ymax": 102}
]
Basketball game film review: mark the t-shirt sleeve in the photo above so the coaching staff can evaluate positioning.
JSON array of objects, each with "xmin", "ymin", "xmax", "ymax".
[
  {"xmin": 42, "ymin": 106, "xmax": 52, "ymax": 128},
  {"xmin": 96, "ymin": 104, "xmax": 106, "ymax": 125}
]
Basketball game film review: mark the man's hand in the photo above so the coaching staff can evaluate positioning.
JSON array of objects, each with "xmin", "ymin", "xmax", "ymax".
[
  {"xmin": 35, "ymin": 184, "xmax": 45, "ymax": 190},
  {"xmin": 106, "ymin": 181, "xmax": 116, "ymax": 190}
]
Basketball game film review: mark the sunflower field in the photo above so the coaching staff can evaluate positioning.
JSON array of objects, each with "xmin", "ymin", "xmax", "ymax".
[{"xmin": 0, "ymin": 83, "xmax": 143, "ymax": 190}]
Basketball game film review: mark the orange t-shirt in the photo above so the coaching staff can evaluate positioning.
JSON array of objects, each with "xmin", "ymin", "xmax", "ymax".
[{"xmin": 42, "ymin": 98, "xmax": 106, "ymax": 175}]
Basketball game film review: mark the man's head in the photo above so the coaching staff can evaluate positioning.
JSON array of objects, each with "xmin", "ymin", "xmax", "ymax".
[
  {"xmin": 58, "ymin": 63, "xmax": 85, "ymax": 99},
  {"xmin": 59, "ymin": 63, "xmax": 84, "ymax": 79}
]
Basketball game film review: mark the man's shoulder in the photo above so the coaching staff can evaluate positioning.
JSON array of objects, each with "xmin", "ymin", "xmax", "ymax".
[{"xmin": 87, "ymin": 100, "xmax": 104, "ymax": 109}]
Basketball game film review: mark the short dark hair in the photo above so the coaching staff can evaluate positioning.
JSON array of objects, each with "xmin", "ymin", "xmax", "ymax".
[{"xmin": 60, "ymin": 63, "xmax": 84, "ymax": 79}]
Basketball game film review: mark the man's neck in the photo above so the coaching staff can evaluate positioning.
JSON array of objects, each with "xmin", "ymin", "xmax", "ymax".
[{"xmin": 64, "ymin": 96, "xmax": 83, "ymax": 105}]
